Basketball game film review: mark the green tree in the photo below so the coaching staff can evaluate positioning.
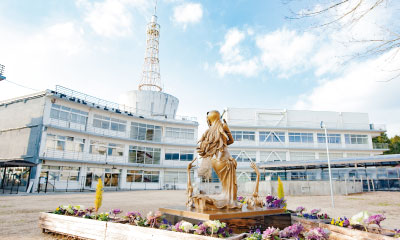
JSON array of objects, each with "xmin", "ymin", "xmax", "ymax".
[
  {"xmin": 388, "ymin": 135, "xmax": 400, "ymax": 154},
  {"xmin": 373, "ymin": 133, "xmax": 400, "ymax": 154}
]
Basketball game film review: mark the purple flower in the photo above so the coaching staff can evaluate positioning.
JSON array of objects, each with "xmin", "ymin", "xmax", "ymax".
[
  {"xmin": 265, "ymin": 195, "xmax": 286, "ymax": 208},
  {"xmin": 305, "ymin": 227, "xmax": 330, "ymax": 240},
  {"xmin": 112, "ymin": 209, "xmax": 122, "ymax": 217},
  {"xmin": 394, "ymin": 229, "xmax": 400, "ymax": 238},
  {"xmin": 279, "ymin": 223, "xmax": 304, "ymax": 238},
  {"xmin": 296, "ymin": 206, "xmax": 305, "ymax": 214},
  {"xmin": 310, "ymin": 209, "xmax": 321, "ymax": 216},
  {"xmin": 195, "ymin": 223, "xmax": 207, "ymax": 235},
  {"xmin": 343, "ymin": 218, "xmax": 350, "ymax": 227},
  {"xmin": 174, "ymin": 221, "xmax": 183, "ymax": 232},
  {"xmin": 262, "ymin": 227, "xmax": 280, "ymax": 239},
  {"xmin": 266, "ymin": 195, "xmax": 276, "ymax": 203},
  {"xmin": 365, "ymin": 214, "xmax": 386, "ymax": 228}
]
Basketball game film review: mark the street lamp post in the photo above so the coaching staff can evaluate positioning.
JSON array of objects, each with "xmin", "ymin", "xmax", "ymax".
[{"xmin": 321, "ymin": 121, "xmax": 335, "ymax": 208}]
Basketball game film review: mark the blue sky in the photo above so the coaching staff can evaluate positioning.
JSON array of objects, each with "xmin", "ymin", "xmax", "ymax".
[{"xmin": 1, "ymin": 0, "xmax": 399, "ymax": 136}]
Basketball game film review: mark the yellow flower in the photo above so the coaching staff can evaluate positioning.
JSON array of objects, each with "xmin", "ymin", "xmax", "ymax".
[
  {"xmin": 339, "ymin": 222, "xmax": 343, "ymax": 227},
  {"xmin": 331, "ymin": 219, "xmax": 334, "ymax": 225},
  {"xmin": 56, "ymin": 207, "xmax": 60, "ymax": 211}
]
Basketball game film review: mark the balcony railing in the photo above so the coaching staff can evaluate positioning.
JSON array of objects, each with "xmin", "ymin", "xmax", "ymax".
[
  {"xmin": 229, "ymin": 119, "xmax": 386, "ymax": 131},
  {"xmin": 42, "ymin": 148, "xmax": 194, "ymax": 168},
  {"xmin": 52, "ymin": 85, "xmax": 197, "ymax": 122},
  {"xmin": 46, "ymin": 118, "xmax": 197, "ymax": 145},
  {"xmin": 373, "ymin": 142, "xmax": 389, "ymax": 149}
]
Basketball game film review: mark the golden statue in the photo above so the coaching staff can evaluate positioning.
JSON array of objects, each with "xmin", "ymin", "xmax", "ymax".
[{"xmin": 186, "ymin": 110, "xmax": 263, "ymax": 210}]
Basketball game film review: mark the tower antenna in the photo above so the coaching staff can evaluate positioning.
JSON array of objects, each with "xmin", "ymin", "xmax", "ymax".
[
  {"xmin": 0, "ymin": 64, "xmax": 6, "ymax": 81},
  {"xmin": 138, "ymin": 0, "xmax": 162, "ymax": 91}
]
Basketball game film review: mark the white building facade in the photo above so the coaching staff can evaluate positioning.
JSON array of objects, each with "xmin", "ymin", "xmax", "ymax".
[
  {"xmin": 223, "ymin": 108, "xmax": 389, "ymax": 182},
  {"xmin": 0, "ymin": 87, "xmax": 198, "ymax": 192}
]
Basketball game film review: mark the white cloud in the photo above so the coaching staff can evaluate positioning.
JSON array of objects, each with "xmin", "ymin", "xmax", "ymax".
[
  {"xmin": 77, "ymin": 0, "xmax": 150, "ymax": 38},
  {"xmin": 256, "ymin": 28, "xmax": 316, "ymax": 75},
  {"xmin": 215, "ymin": 58, "xmax": 260, "ymax": 77},
  {"xmin": 0, "ymin": 20, "xmax": 88, "ymax": 99},
  {"xmin": 295, "ymin": 49, "xmax": 400, "ymax": 136},
  {"xmin": 220, "ymin": 28, "xmax": 245, "ymax": 62},
  {"xmin": 172, "ymin": 2, "xmax": 203, "ymax": 29},
  {"xmin": 215, "ymin": 28, "xmax": 261, "ymax": 77}
]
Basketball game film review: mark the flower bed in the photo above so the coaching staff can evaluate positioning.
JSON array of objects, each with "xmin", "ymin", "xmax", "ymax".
[
  {"xmin": 292, "ymin": 207, "xmax": 331, "ymax": 224},
  {"xmin": 39, "ymin": 212, "xmax": 237, "ymax": 240},
  {"xmin": 40, "ymin": 205, "xmax": 243, "ymax": 239},
  {"xmin": 291, "ymin": 210, "xmax": 398, "ymax": 240}
]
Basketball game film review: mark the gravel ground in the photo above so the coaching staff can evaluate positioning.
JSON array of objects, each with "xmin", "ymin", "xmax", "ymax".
[{"xmin": 1, "ymin": 190, "xmax": 399, "ymax": 239}]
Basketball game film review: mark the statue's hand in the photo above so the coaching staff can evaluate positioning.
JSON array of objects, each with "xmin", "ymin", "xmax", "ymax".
[
  {"xmin": 250, "ymin": 162, "xmax": 259, "ymax": 174},
  {"xmin": 187, "ymin": 158, "xmax": 197, "ymax": 170}
]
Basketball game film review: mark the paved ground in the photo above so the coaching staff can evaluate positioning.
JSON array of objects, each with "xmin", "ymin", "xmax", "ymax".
[{"xmin": 1, "ymin": 191, "xmax": 399, "ymax": 239}]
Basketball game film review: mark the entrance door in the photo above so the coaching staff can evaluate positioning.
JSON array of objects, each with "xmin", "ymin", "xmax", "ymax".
[
  {"xmin": 111, "ymin": 173, "xmax": 119, "ymax": 187},
  {"xmin": 85, "ymin": 172, "xmax": 93, "ymax": 188}
]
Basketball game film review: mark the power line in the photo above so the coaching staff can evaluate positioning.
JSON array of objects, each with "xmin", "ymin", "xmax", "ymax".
[{"xmin": 2, "ymin": 79, "xmax": 39, "ymax": 92}]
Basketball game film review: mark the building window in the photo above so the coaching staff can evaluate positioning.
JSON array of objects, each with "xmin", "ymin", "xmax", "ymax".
[
  {"xmin": 345, "ymin": 134, "xmax": 368, "ymax": 144},
  {"xmin": 165, "ymin": 149, "xmax": 194, "ymax": 161},
  {"xmin": 93, "ymin": 114, "xmax": 127, "ymax": 132},
  {"xmin": 89, "ymin": 140, "xmax": 124, "ymax": 156},
  {"xmin": 126, "ymin": 170, "xmax": 159, "ymax": 183},
  {"xmin": 130, "ymin": 122, "xmax": 162, "ymax": 142},
  {"xmin": 50, "ymin": 104, "xmax": 88, "ymax": 124},
  {"xmin": 165, "ymin": 127, "xmax": 195, "ymax": 140},
  {"xmin": 289, "ymin": 132, "xmax": 313, "ymax": 143},
  {"xmin": 231, "ymin": 151, "xmax": 256, "ymax": 162},
  {"xmin": 46, "ymin": 134, "xmax": 85, "ymax": 152},
  {"xmin": 41, "ymin": 165, "xmax": 80, "ymax": 181},
  {"xmin": 291, "ymin": 171, "xmax": 307, "ymax": 180},
  {"xmin": 126, "ymin": 170, "xmax": 142, "ymax": 182},
  {"xmin": 260, "ymin": 151, "xmax": 286, "ymax": 162},
  {"xmin": 128, "ymin": 146, "xmax": 161, "ymax": 164},
  {"xmin": 259, "ymin": 131, "xmax": 285, "ymax": 143},
  {"xmin": 126, "ymin": 170, "xmax": 160, "ymax": 183},
  {"xmin": 317, "ymin": 133, "xmax": 341, "ymax": 144},
  {"xmin": 290, "ymin": 152, "xmax": 316, "ymax": 161},
  {"xmin": 231, "ymin": 131, "xmax": 255, "ymax": 141},
  {"xmin": 107, "ymin": 143, "xmax": 124, "ymax": 156},
  {"xmin": 164, "ymin": 171, "xmax": 191, "ymax": 184},
  {"xmin": 144, "ymin": 171, "xmax": 159, "ymax": 182}
]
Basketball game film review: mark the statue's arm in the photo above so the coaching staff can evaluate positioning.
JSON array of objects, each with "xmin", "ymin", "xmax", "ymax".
[
  {"xmin": 251, "ymin": 162, "xmax": 260, "ymax": 197},
  {"xmin": 223, "ymin": 119, "xmax": 234, "ymax": 145}
]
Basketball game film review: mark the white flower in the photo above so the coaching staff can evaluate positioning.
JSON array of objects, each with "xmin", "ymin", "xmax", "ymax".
[
  {"xmin": 350, "ymin": 211, "xmax": 370, "ymax": 226},
  {"xmin": 204, "ymin": 220, "xmax": 223, "ymax": 231},
  {"xmin": 179, "ymin": 221, "xmax": 194, "ymax": 233}
]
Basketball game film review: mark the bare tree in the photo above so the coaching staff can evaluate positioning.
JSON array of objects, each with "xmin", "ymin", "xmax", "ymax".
[{"xmin": 285, "ymin": 0, "xmax": 400, "ymax": 80}]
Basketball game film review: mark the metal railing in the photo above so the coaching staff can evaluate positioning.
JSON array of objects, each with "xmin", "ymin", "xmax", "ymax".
[
  {"xmin": 43, "ymin": 148, "xmax": 194, "ymax": 168},
  {"xmin": 229, "ymin": 119, "xmax": 386, "ymax": 131},
  {"xmin": 53, "ymin": 85, "xmax": 197, "ymax": 122},
  {"xmin": 373, "ymin": 142, "xmax": 389, "ymax": 149},
  {"xmin": 47, "ymin": 118, "xmax": 197, "ymax": 146}
]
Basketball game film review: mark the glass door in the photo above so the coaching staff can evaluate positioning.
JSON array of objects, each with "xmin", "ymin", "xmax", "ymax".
[{"xmin": 85, "ymin": 172, "xmax": 93, "ymax": 188}]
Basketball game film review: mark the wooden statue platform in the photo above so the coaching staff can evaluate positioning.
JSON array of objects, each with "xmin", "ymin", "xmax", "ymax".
[{"xmin": 160, "ymin": 206, "xmax": 291, "ymax": 233}]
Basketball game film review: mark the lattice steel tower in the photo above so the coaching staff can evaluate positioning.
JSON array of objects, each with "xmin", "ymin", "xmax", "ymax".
[{"xmin": 138, "ymin": 4, "xmax": 162, "ymax": 92}]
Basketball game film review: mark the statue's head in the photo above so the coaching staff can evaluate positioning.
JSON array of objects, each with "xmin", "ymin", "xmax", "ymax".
[{"xmin": 206, "ymin": 110, "xmax": 220, "ymax": 126}]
